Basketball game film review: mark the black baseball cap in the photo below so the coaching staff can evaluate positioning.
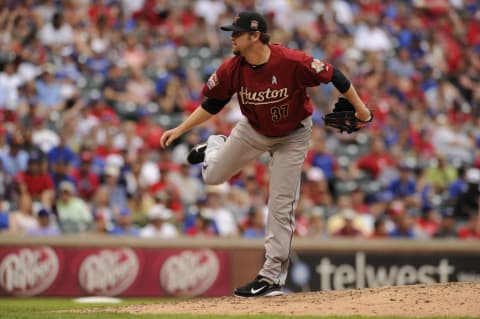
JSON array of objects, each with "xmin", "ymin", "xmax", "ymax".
[{"xmin": 220, "ymin": 11, "xmax": 268, "ymax": 33}]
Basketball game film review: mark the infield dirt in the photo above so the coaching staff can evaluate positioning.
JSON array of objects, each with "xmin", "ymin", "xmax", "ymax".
[{"xmin": 112, "ymin": 281, "xmax": 480, "ymax": 317}]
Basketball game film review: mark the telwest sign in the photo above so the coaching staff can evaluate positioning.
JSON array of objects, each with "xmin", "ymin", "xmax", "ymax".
[{"xmin": 287, "ymin": 252, "xmax": 480, "ymax": 292}]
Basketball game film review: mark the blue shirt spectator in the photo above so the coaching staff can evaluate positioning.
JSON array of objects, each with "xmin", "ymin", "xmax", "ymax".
[
  {"xmin": 47, "ymin": 145, "xmax": 77, "ymax": 167},
  {"xmin": 0, "ymin": 212, "xmax": 9, "ymax": 231},
  {"xmin": 388, "ymin": 166, "xmax": 416, "ymax": 199},
  {"xmin": 0, "ymin": 143, "xmax": 29, "ymax": 176},
  {"xmin": 447, "ymin": 167, "xmax": 467, "ymax": 201},
  {"xmin": 36, "ymin": 70, "xmax": 63, "ymax": 108}
]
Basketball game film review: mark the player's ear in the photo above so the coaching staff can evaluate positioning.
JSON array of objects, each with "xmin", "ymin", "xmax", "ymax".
[{"xmin": 249, "ymin": 31, "xmax": 261, "ymax": 41}]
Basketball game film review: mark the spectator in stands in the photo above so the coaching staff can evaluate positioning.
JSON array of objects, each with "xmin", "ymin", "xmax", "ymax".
[
  {"xmin": 431, "ymin": 118, "xmax": 475, "ymax": 164},
  {"xmin": 150, "ymin": 163, "xmax": 184, "ymax": 217},
  {"xmin": 108, "ymin": 207, "xmax": 140, "ymax": 236},
  {"xmin": 88, "ymin": 95, "xmax": 119, "ymax": 126},
  {"xmin": 139, "ymin": 204, "xmax": 178, "ymax": 238},
  {"xmin": 8, "ymin": 195, "xmax": 38, "ymax": 234},
  {"xmin": 35, "ymin": 66, "xmax": 65, "ymax": 116},
  {"xmin": 294, "ymin": 201, "xmax": 310, "ymax": 237},
  {"xmin": 26, "ymin": 208, "xmax": 60, "ymax": 236},
  {"xmin": 55, "ymin": 180, "xmax": 93, "ymax": 233},
  {"xmin": 300, "ymin": 167, "xmax": 334, "ymax": 209},
  {"xmin": 416, "ymin": 207, "xmax": 441, "ymax": 237},
  {"xmin": 85, "ymin": 40, "xmax": 111, "ymax": 78},
  {"xmin": 185, "ymin": 210, "xmax": 218, "ymax": 237},
  {"xmin": 0, "ymin": 139, "xmax": 29, "ymax": 177},
  {"xmin": 101, "ymin": 164, "xmax": 128, "ymax": 211},
  {"xmin": 370, "ymin": 217, "xmax": 389, "ymax": 239},
  {"xmin": 387, "ymin": 203, "xmax": 422, "ymax": 239},
  {"xmin": 0, "ymin": 159, "xmax": 15, "ymax": 203},
  {"xmin": 125, "ymin": 67, "xmax": 155, "ymax": 108},
  {"xmin": 457, "ymin": 212, "xmax": 480, "ymax": 240},
  {"xmin": 0, "ymin": 60, "xmax": 23, "ymax": 115},
  {"xmin": 127, "ymin": 182, "xmax": 154, "ymax": 227},
  {"xmin": 305, "ymin": 130, "xmax": 343, "ymax": 196},
  {"xmin": 0, "ymin": 200, "xmax": 12, "ymax": 232},
  {"xmin": 15, "ymin": 153, "xmax": 54, "ymax": 209},
  {"xmin": 354, "ymin": 136, "xmax": 396, "ymax": 180},
  {"xmin": 453, "ymin": 168, "xmax": 480, "ymax": 221},
  {"xmin": 388, "ymin": 164, "xmax": 417, "ymax": 200},
  {"xmin": 167, "ymin": 162, "xmax": 204, "ymax": 207},
  {"xmin": 331, "ymin": 208, "xmax": 364, "ymax": 237},
  {"xmin": 102, "ymin": 63, "xmax": 132, "ymax": 107},
  {"xmin": 71, "ymin": 151, "xmax": 100, "ymax": 201},
  {"xmin": 434, "ymin": 208, "xmax": 458, "ymax": 239},
  {"xmin": 306, "ymin": 207, "xmax": 327, "ymax": 238},
  {"xmin": 350, "ymin": 187, "xmax": 369, "ymax": 215},
  {"xmin": 38, "ymin": 11, "xmax": 73, "ymax": 47},
  {"xmin": 201, "ymin": 184, "xmax": 238, "ymax": 237},
  {"xmin": 46, "ymin": 129, "xmax": 77, "ymax": 169},
  {"xmin": 242, "ymin": 205, "xmax": 266, "ymax": 238},
  {"xmin": 354, "ymin": 14, "xmax": 392, "ymax": 53},
  {"xmin": 225, "ymin": 186, "xmax": 252, "ymax": 223},
  {"xmin": 49, "ymin": 158, "xmax": 76, "ymax": 192},
  {"xmin": 388, "ymin": 47, "xmax": 416, "ymax": 78},
  {"xmin": 446, "ymin": 166, "xmax": 468, "ymax": 204},
  {"xmin": 388, "ymin": 214, "xmax": 418, "ymax": 238},
  {"xmin": 30, "ymin": 116, "xmax": 60, "ymax": 154},
  {"xmin": 113, "ymin": 121, "xmax": 144, "ymax": 163},
  {"xmin": 128, "ymin": 146, "xmax": 159, "ymax": 189},
  {"xmin": 91, "ymin": 185, "xmax": 114, "ymax": 228},
  {"xmin": 425, "ymin": 156, "xmax": 458, "ymax": 193}
]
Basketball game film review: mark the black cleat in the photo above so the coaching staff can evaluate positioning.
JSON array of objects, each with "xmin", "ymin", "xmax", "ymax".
[
  {"xmin": 234, "ymin": 275, "xmax": 283, "ymax": 298},
  {"xmin": 187, "ymin": 135, "xmax": 227, "ymax": 165},
  {"xmin": 187, "ymin": 143, "xmax": 207, "ymax": 164}
]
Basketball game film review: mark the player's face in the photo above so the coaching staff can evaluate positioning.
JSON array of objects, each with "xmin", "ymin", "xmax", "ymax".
[{"xmin": 231, "ymin": 31, "xmax": 254, "ymax": 56}]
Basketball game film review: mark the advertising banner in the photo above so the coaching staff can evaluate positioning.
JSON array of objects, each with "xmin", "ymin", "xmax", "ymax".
[
  {"xmin": 286, "ymin": 251, "xmax": 480, "ymax": 292},
  {"xmin": 0, "ymin": 246, "xmax": 230, "ymax": 297}
]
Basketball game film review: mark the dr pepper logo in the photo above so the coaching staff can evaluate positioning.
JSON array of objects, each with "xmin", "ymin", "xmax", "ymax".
[
  {"xmin": 78, "ymin": 248, "xmax": 139, "ymax": 296},
  {"xmin": 160, "ymin": 249, "xmax": 219, "ymax": 297},
  {"xmin": 0, "ymin": 247, "xmax": 59, "ymax": 296}
]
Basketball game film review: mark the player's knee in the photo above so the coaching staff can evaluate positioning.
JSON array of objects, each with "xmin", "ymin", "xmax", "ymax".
[{"xmin": 202, "ymin": 170, "xmax": 228, "ymax": 185}]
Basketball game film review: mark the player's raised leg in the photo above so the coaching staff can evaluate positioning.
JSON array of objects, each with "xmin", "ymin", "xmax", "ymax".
[{"xmin": 188, "ymin": 120, "xmax": 266, "ymax": 186}]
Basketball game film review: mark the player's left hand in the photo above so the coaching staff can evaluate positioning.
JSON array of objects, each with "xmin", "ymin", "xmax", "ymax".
[{"xmin": 323, "ymin": 97, "xmax": 373, "ymax": 134}]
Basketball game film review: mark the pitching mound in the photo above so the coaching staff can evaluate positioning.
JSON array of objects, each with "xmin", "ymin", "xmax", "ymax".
[{"xmin": 106, "ymin": 282, "xmax": 480, "ymax": 317}]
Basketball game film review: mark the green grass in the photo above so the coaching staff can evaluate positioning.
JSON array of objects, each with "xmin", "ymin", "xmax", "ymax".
[{"xmin": 0, "ymin": 298, "xmax": 474, "ymax": 319}]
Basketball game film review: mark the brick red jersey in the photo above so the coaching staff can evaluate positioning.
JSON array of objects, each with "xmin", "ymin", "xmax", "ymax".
[{"xmin": 202, "ymin": 44, "xmax": 333, "ymax": 137}]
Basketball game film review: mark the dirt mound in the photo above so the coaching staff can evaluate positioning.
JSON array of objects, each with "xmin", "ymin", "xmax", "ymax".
[{"xmin": 112, "ymin": 282, "xmax": 480, "ymax": 317}]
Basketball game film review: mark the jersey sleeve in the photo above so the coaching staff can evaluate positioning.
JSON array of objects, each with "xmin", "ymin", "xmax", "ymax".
[
  {"xmin": 201, "ymin": 61, "xmax": 234, "ymax": 101},
  {"xmin": 297, "ymin": 53, "xmax": 334, "ymax": 87}
]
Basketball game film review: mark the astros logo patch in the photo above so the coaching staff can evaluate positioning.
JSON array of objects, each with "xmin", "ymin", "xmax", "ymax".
[
  {"xmin": 207, "ymin": 73, "xmax": 219, "ymax": 90},
  {"xmin": 311, "ymin": 59, "xmax": 325, "ymax": 73}
]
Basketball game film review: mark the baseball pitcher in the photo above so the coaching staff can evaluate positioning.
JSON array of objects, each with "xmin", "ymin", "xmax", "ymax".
[{"xmin": 160, "ymin": 11, "xmax": 372, "ymax": 297}]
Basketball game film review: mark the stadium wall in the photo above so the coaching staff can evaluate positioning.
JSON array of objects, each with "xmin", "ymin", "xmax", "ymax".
[{"xmin": 0, "ymin": 236, "xmax": 478, "ymax": 297}]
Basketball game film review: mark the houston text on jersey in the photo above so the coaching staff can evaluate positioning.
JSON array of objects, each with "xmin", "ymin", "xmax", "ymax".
[{"xmin": 239, "ymin": 86, "xmax": 288, "ymax": 105}]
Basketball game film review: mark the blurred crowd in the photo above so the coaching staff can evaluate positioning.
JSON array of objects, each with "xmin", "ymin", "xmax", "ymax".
[{"xmin": 0, "ymin": 0, "xmax": 479, "ymax": 240}]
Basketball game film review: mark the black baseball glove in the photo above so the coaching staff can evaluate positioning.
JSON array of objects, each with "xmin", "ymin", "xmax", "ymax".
[{"xmin": 323, "ymin": 97, "xmax": 373, "ymax": 134}]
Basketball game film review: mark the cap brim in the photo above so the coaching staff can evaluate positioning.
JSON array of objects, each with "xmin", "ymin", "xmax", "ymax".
[{"xmin": 220, "ymin": 24, "xmax": 247, "ymax": 32}]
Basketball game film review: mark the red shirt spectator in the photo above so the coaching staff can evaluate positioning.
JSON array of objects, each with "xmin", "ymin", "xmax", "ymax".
[
  {"xmin": 416, "ymin": 215, "xmax": 440, "ymax": 237},
  {"xmin": 16, "ymin": 158, "xmax": 54, "ymax": 198},
  {"xmin": 356, "ymin": 138, "xmax": 396, "ymax": 179},
  {"xmin": 457, "ymin": 214, "xmax": 480, "ymax": 239},
  {"xmin": 135, "ymin": 118, "xmax": 164, "ymax": 149},
  {"xmin": 71, "ymin": 152, "xmax": 100, "ymax": 201}
]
